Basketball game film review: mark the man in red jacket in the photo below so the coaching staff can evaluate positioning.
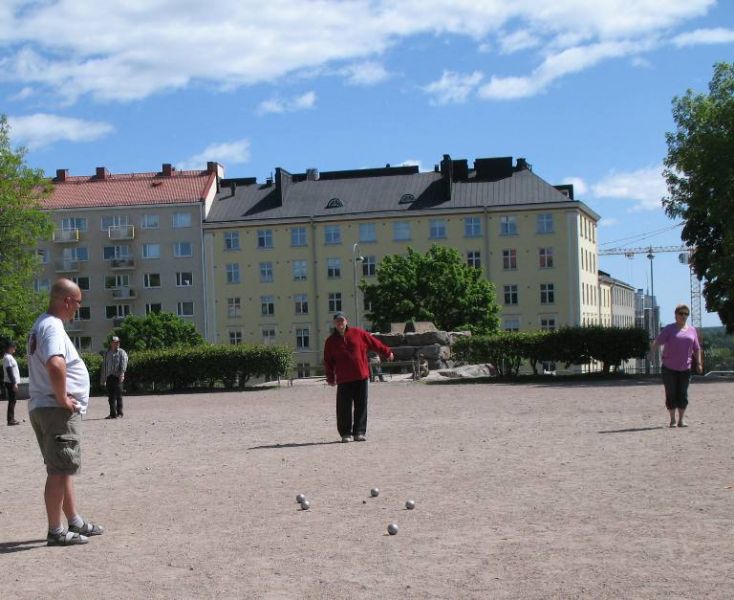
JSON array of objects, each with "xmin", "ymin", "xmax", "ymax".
[{"xmin": 323, "ymin": 312, "xmax": 393, "ymax": 442}]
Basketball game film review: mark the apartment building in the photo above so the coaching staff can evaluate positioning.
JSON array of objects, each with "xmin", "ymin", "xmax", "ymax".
[
  {"xmin": 202, "ymin": 154, "xmax": 602, "ymax": 371},
  {"xmin": 36, "ymin": 163, "xmax": 222, "ymax": 352}
]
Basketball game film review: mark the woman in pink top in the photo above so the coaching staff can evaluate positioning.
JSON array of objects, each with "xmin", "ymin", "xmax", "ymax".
[{"xmin": 650, "ymin": 304, "xmax": 703, "ymax": 428}]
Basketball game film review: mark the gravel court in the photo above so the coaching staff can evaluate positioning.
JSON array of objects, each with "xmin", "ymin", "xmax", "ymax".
[{"xmin": 1, "ymin": 376, "xmax": 733, "ymax": 599}]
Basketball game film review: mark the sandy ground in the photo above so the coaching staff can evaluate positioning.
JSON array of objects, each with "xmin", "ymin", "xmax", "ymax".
[{"xmin": 1, "ymin": 375, "xmax": 733, "ymax": 600}]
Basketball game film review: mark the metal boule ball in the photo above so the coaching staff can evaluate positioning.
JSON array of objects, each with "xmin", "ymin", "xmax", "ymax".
[
  {"xmin": 296, "ymin": 493, "xmax": 306, "ymax": 504},
  {"xmin": 387, "ymin": 523, "xmax": 399, "ymax": 535},
  {"xmin": 370, "ymin": 487, "xmax": 380, "ymax": 497},
  {"xmin": 301, "ymin": 499, "xmax": 311, "ymax": 510},
  {"xmin": 405, "ymin": 499, "xmax": 415, "ymax": 510}
]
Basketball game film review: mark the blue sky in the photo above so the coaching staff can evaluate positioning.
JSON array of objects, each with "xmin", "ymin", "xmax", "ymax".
[{"xmin": 2, "ymin": 0, "xmax": 733, "ymax": 327}]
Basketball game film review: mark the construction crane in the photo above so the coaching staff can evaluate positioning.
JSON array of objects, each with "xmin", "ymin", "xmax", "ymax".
[{"xmin": 598, "ymin": 245, "xmax": 702, "ymax": 328}]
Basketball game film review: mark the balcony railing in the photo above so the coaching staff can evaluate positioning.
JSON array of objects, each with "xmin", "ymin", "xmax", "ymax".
[
  {"xmin": 53, "ymin": 229, "xmax": 80, "ymax": 243},
  {"xmin": 55, "ymin": 259, "xmax": 80, "ymax": 273},
  {"xmin": 112, "ymin": 287, "xmax": 136, "ymax": 300},
  {"xmin": 64, "ymin": 320, "xmax": 83, "ymax": 332},
  {"xmin": 110, "ymin": 258, "xmax": 135, "ymax": 269},
  {"xmin": 108, "ymin": 225, "xmax": 135, "ymax": 240}
]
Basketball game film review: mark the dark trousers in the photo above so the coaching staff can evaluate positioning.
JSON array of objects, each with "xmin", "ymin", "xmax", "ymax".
[
  {"xmin": 107, "ymin": 375, "xmax": 124, "ymax": 416},
  {"xmin": 4, "ymin": 383, "xmax": 16, "ymax": 424},
  {"xmin": 336, "ymin": 379, "xmax": 369, "ymax": 437},
  {"xmin": 662, "ymin": 366, "xmax": 691, "ymax": 410}
]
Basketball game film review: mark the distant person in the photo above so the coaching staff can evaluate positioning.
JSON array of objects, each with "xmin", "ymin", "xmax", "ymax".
[
  {"xmin": 3, "ymin": 340, "xmax": 21, "ymax": 425},
  {"xmin": 103, "ymin": 336, "xmax": 128, "ymax": 419},
  {"xmin": 323, "ymin": 312, "xmax": 393, "ymax": 442},
  {"xmin": 368, "ymin": 351, "xmax": 385, "ymax": 382},
  {"xmin": 650, "ymin": 304, "xmax": 703, "ymax": 428},
  {"xmin": 27, "ymin": 278, "xmax": 104, "ymax": 546}
]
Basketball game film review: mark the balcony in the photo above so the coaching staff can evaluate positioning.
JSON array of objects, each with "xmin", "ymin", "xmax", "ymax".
[
  {"xmin": 112, "ymin": 287, "xmax": 137, "ymax": 300},
  {"xmin": 53, "ymin": 229, "xmax": 80, "ymax": 243},
  {"xmin": 110, "ymin": 258, "xmax": 135, "ymax": 270},
  {"xmin": 55, "ymin": 259, "xmax": 80, "ymax": 273},
  {"xmin": 108, "ymin": 225, "xmax": 135, "ymax": 240},
  {"xmin": 64, "ymin": 320, "xmax": 83, "ymax": 333}
]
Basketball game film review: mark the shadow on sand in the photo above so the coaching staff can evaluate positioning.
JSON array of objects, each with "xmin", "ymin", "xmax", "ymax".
[
  {"xmin": 0, "ymin": 539, "xmax": 47, "ymax": 554},
  {"xmin": 248, "ymin": 440, "xmax": 343, "ymax": 450},
  {"xmin": 598, "ymin": 426, "xmax": 667, "ymax": 434}
]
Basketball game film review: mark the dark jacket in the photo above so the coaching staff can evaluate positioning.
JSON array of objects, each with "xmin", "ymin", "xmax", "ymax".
[{"xmin": 323, "ymin": 326, "xmax": 392, "ymax": 385}]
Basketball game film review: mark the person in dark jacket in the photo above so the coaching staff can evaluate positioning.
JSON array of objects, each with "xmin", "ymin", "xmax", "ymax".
[{"xmin": 323, "ymin": 312, "xmax": 393, "ymax": 442}]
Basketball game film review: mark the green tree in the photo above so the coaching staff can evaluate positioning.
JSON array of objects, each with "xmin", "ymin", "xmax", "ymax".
[
  {"xmin": 110, "ymin": 311, "xmax": 204, "ymax": 351},
  {"xmin": 0, "ymin": 115, "xmax": 53, "ymax": 343},
  {"xmin": 362, "ymin": 245, "xmax": 500, "ymax": 333},
  {"xmin": 663, "ymin": 62, "xmax": 734, "ymax": 332}
]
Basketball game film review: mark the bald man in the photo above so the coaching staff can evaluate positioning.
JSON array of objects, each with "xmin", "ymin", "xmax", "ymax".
[{"xmin": 27, "ymin": 278, "xmax": 104, "ymax": 546}]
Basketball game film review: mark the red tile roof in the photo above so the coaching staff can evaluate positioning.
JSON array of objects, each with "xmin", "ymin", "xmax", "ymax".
[{"xmin": 43, "ymin": 169, "xmax": 218, "ymax": 209}]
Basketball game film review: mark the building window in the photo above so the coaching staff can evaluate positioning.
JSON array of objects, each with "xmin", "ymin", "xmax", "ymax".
[
  {"xmin": 261, "ymin": 295, "xmax": 275, "ymax": 316},
  {"xmin": 539, "ymin": 247, "xmax": 554, "ymax": 269},
  {"xmin": 324, "ymin": 224, "xmax": 341, "ymax": 245},
  {"xmin": 229, "ymin": 330, "xmax": 243, "ymax": 345},
  {"xmin": 143, "ymin": 243, "xmax": 160, "ymax": 259},
  {"xmin": 67, "ymin": 247, "xmax": 88, "ymax": 261},
  {"xmin": 105, "ymin": 274, "xmax": 129, "ymax": 289},
  {"xmin": 467, "ymin": 251, "xmax": 481, "ymax": 269},
  {"xmin": 502, "ymin": 249, "xmax": 517, "ymax": 270},
  {"xmin": 464, "ymin": 217, "xmax": 481, "ymax": 237},
  {"xmin": 262, "ymin": 327, "xmax": 276, "ymax": 344},
  {"xmin": 144, "ymin": 273, "xmax": 161, "ymax": 288},
  {"xmin": 76, "ymin": 306, "xmax": 91, "ymax": 321},
  {"xmin": 359, "ymin": 223, "xmax": 377, "ymax": 243},
  {"xmin": 72, "ymin": 276, "xmax": 90, "ymax": 290},
  {"xmin": 103, "ymin": 245, "xmax": 131, "ymax": 260},
  {"xmin": 537, "ymin": 213, "xmax": 554, "ymax": 234},
  {"xmin": 37, "ymin": 249, "xmax": 48, "ymax": 264},
  {"xmin": 540, "ymin": 317, "xmax": 556, "ymax": 331},
  {"xmin": 295, "ymin": 294, "xmax": 309, "ymax": 315},
  {"xmin": 172, "ymin": 212, "xmax": 192, "ymax": 228},
  {"xmin": 292, "ymin": 260, "xmax": 307, "ymax": 281},
  {"xmin": 326, "ymin": 197, "xmax": 343, "ymax": 209},
  {"xmin": 33, "ymin": 278, "xmax": 49, "ymax": 292},
  {"xmin": 227, "ymin": 297, "xmax": 241, "ymax": 318},
  {"xmin": 225, "ymin": 264, "xmax": 240, "ymax": 284},
  {"xmin": 173, "ymin": 242, "xmax": 192, "ymax": 257},
  {"xmin": 259, "ymin": 262, "xmax": 274, "ymax": 283},
  {"xmin": 101, "ymin": 215, "xmax": 129, "ymax": 231},
  {"xmin": 362, "ymin": 256, "xmax": 377, "ymax": 277},
  {"xmin": 328, "ymin": 292, "xmax": 342, "ymax": 312},
  {"xmin": 291, "ymin": 226, "xmax": 307, "ymax": 247},
  {"xmin": 224, "ymin": 232, "xmax": 240, "ymax": 251},
  {"xmin": 504, "ymin": 284, "xmax": 518, "ymax": 305},
  {"xmin": 70, "ymin": 336, "xmax": 92, "ymax": 351},
  {"xmin": 62, "ymin": 217, "xmax": 87, "ymax": 232},
  {"xmin": 393, "ymin": 221, "xmax": 411, "ymax": 241},
  {"xmin": 296, "ymin": 327, "xmax": 310, "ymax": 350},
  {"xmin": 429, "ymin": 219, "xmax": 447, "ymax": 239},
  {"xmin": 503, "ymin": 317, "xmax": 520, "ymax": 332},
  {"xmin": 176, "ymin": 272, "xmax": 193, "ymax": 287},
  {"xmin": 540, "ymin": 283, "xmax": 555, "ymax": 304},
  {"xmin": 141, "ymin": 214, "xmax": 159, "ymax": 229},
  {"xmin": 106, "ymin": 304, "xmax": 131, "ymax": 319},
  {"xmin": 327, "ymin": 258, "xmax": 341, "ymax": 279},
  {"xmin": 145, "ymin": 303, "xmax": 162, "ymax": 315},
  {"xmin": 177, "ymin": 302, "xmax": 194, "ymax": 317},
  {"xmin": 257, "ymin": 229, "xmax": 273, "ymax": 249},
  {"xmin": 297, "ymin": 363, "xmax": 311, "ymax": 378},
  {"xmin": 500, "ymin": 215, "xmax": 518, "ymax": 235}
]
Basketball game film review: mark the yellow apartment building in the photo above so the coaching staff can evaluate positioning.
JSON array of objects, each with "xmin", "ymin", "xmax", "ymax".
[
  {"xmin": 203, "ymin": 155, "xmax": 602, "ymax": 373},
  {"xmin": 36, "ymin": 163, "xmax": 222, "ymax": 352}
]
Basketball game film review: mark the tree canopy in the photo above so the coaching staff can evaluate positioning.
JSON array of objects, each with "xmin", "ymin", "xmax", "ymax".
[
  {"xmin": 110, "ymin": 311, "xmax": 205, "ymax": 351},
  {"xmin": 362, "ymin": 245, "xmax": 500, "ymax": 333},
  {"xmin": 663, "ymin": 62, "xmax": 734, "ymax": 332},
  {"xmin": 0, "ymin": 115, "xmax": 53, "ymax": 344}
]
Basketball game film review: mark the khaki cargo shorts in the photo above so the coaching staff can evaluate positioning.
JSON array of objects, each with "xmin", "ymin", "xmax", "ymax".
[{"xmin": 30, "ymin": 408, "xmax": 82, "ymax": 475}]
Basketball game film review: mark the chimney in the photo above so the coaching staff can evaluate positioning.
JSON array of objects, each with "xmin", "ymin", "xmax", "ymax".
[
  {"xmin": 55, "ymin": 169, "xmax": 69, "ymax": 182},
  {"xmin": 206, "ymin": 161, "xmax": 224, "ymax": 177},
  {"xmin": 95, "ymin": 167, "xmax": 110, "ymax": 180},
  {"xmin": 516, "ymin": 157, "xmax": 530, "ymax": 171},
  {"xmin": 306, "ymin": 168, "xmax": 319, "ymax": 181},
  {"xmin": 162, "ymin": 163, "xmax": 174, "ymax": 177},
  {"xmin": 230, "ymin": 181, "xmax": 236, "ymax": 197}
]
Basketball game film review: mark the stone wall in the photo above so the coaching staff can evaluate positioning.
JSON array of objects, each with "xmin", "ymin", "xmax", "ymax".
[{"xmin": 373, "ymin": 331, "xmax": 470, "ymax": 370}]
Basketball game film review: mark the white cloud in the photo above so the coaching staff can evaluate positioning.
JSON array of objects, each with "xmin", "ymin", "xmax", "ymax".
[
  {"xmin": 562, "ymin": 176, "xmax": 588, "ymax": 196},
  {"xmin": 339, "ymin": 61, "xmax": 390, "ymax": 86},
  {"xmin": 598, "ymin": 217, "xmax": 620, "ymax": 227},
  {"xmin": 423, "ymin": 70, "xmax": 483, "ymax": 105},
  {"xmin": 177, "ymin": 138, "xmax": 251, "ymax": 171},
  {"xmin": 499, "ymin": 29, "xmax": 540, "ymax": 54},
  {"xmin": 672, "ymin": 27, "xmax": 734, "ymax": 47},
  {"xmin": 257, "ymin": 91, "xmax": 316, "ymax": 115},
  {"xmin": 7, "ymin": 113, "xmax": 114, "ymax": 150},
  {"xmin": 590, "ymin": 165, "xmax": 667, "ymax": 212}
]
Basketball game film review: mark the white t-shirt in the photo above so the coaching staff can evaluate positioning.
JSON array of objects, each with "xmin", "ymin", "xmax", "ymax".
[
  {"xmin": 2, "ymin": 353, "xmax": 20, "ymax": 384},
  {"xmin": 27, "ymin": 313, "xmax": 90, "ymax": 414}
]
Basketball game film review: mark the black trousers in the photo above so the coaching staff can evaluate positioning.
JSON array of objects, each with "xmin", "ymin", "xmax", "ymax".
[
  {"xmin": 336, "ymin": 379, "xmax": 369, "ymax": 437},
  {"xmin": 107, "ymin": 375, "xmax": 124, "ymax": 416},
  {"xmin": 4, "ymin": 383, "xmax": 16, "ymax": 424},
  {"xmin": 662, "ymin": 366, "xmax": 691, "ymax": 410}
]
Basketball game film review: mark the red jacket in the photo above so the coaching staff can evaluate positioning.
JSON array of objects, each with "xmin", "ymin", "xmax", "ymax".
[{"xmin": 323, "ymin": 326, "xmax": 392, "ymax": 385}]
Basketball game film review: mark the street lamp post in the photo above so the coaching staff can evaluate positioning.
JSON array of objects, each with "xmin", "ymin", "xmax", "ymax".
[{"xmin": 352, "ymin": 243, "xmax": 364, "ymax": 328}]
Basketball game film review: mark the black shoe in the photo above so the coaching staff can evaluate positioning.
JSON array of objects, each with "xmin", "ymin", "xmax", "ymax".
[
  {"xmin": 7, "ymin": 420, "xmax": 20, "ymax": 426},
  {"xmin": 105, "ymin": 415, "xmax": 117, "ymax": 419},
  {"xmin": 118, "ymin": 412, "xmax": 123, "ymax": 418}
]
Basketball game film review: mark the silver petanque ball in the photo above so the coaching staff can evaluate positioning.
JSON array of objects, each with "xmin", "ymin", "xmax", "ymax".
[
  {"xmin": 370, "ymin": 487, "xmax": 380, "ymax": 497},
  {"xmin": 296, "ymin": 493, "xmax": 306, "ymax": 504},
  {"xmin": 405, "ymin": 499, "xmax": 416, "ymax": 510},
  {"xmin": 300, "ymin": 499, "xmax": 311, "ymax": 510},
  {"xmin": 387, "ymin": 523, "xmax": 399, "ymax": 535}
]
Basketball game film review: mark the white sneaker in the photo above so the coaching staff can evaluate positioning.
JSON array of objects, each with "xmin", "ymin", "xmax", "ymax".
[
  {"xmin": 354, "ymin": 434, "xmax": 366, "ymax": 442},
  {"xmin": 341, "ymin": 436, "xmax": 353, "ymax": 443}
]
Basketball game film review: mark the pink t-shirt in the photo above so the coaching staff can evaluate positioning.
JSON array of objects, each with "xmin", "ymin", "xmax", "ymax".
[{"xmin": 655, "ymin": 323, "xmax": 700, "ymax": 372}]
